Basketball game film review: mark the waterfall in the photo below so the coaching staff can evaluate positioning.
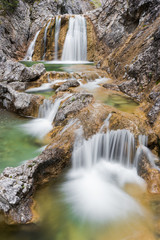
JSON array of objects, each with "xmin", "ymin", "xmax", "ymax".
[
  {"xmin": 38, "ymin": 98, "xmax": 61, "ymax": 123},
  {"xmin": 61, "ymin": 119, "xmax": 158, "ymax": 223},
  {"xmin": 42, "ymin": 19, "xmax": 52, "ymax": 60},
  {"xmin": 54, "ymin": 16, "xmax": 61, "ymax": 60},
  {"xmin": 24, "ymin": 31, "xmax": 40, "ymax": 61},
  {"xmin": 62, "ymin": 15, "xmax": 87, "ymax": 61},
  {"xmin": 134, "ymin": 135, "xmax": 160, "ymax": 171},
  {"xmin": 21, "ymin": 94, "xmax": 71, "ymax": 139},
  {"xmin": 72, "ymin": 129, "xmax": 136, "ymax": 169}
]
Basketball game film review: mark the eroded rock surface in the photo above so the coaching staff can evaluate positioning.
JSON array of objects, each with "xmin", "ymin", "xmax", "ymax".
[
  {"xmin": 56, "ymin": 80, "xmax": 80, "ymax": 92},
  {"xmin": 55, "ymin": 93, "xmax": 93, "ymax": 123},
  {"xmin": 0, "ymin": 61, "xmax": 46, "ymax": 83}
]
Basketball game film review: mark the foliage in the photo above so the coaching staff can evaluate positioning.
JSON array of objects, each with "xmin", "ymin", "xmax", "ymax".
[
  {"xmin": 89, "ymin": 0, "xmax": 102, "ymax": 8},
  {"xmin": 0, "ymin": 0, "xmax": 19, "ymax": 13}
]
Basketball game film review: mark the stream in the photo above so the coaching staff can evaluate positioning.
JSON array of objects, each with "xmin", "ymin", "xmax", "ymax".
[
  {"xmin": 0, "ymin": 12, "xmax": 159, "ymax": 240},
  {"xmin": 0, "ymin": 62, "xmax": 159, "ymax": 240}
]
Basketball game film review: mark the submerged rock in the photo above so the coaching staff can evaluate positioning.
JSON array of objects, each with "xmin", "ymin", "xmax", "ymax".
[{"xmin": 0, "ymin": 61, "xmax": 46, "ymax": 83}]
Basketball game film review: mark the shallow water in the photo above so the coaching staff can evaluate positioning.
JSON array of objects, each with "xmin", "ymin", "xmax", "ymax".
[
  {"xmin": 20, "ymin": 61, "xmax": 93, "ymax": 72},
  {"xmin": 0, "ymin": 178, "xmax": 159, "ymax": 240},
  {"xmin": 95, "ymin": 88, "xmax": 138, "ymax": 113},
  {"xmin": 0, "ymin": 108, "xmax": 42, "ymax": 172}
]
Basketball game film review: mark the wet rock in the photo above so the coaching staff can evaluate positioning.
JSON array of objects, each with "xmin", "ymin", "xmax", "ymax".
[
  {"xmin": 0, "ymin": 83, "xmax": 44, "ymax": 117},
  {"xmin": 0, "ymin": 61, "xmax": 46, "ymax": 83},
  {"xmin": 137, "ymin": 152, "xmax": 160, "ymax": 194},
  {"xmin": 55, "ymin": 93, "xmax": 93, "ymax": 123},
  {"xmin": 103, "ymin": 83, "xmax": 119, "ymax": 91},
  {"xmin": 0, "ymin": 143, "xmax": 72, "ymax": 223},
  {"xmin": 147, "ymin": 84, "xmax": 160, "ymax": 124},
  {"xmin": 56, "ymin": 80, "xmax": 80, "ymax": 92},
  {"xmin": 118, "ymin": 80, "xmax": 143, "ymax": 102}
]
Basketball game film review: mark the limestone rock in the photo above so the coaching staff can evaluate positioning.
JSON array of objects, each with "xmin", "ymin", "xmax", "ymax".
[
  {"xmin": 0, "ymin": 61, "xmax": 46, "ymax": 83},
  {"xmin": 0, "ymin": 0, "xmax": 31, "ymax": 59},
  {"xmin": 55, "ymin": 93, "xmax": 93, "ymax": 123},
  {"xmin": 103, "ymin": 83, "xmax": 119, "ymax": 91},
  {"xmin": 137, "ymin": 152, "xmax": 160, "ymax": 194},
  {"xmin": 0, "ymin": 83, "xmax": 44, "ymax": 117},
  {"xmin": 148, "ymin": 83, "xmax": 160, "ymax": 123},
  {"xmin": 87, "ymin": 0, "xmax": 160, "ymax": 101},
  {"xmin": 56, "ymin": 80, "xmax": 80, "ymax": 92}
]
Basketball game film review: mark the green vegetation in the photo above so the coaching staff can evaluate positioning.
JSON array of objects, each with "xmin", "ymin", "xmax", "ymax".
[
  {"xmin": 89, "ymin": 0, "xmax": 102, "ymax": 8},
  {"xmin": 0, "ymin": 0, "xmax": 39, "ymax": 13},
  {"xmin": 0, "ymin": 0, "xmax": 19, "ymax": 13}
]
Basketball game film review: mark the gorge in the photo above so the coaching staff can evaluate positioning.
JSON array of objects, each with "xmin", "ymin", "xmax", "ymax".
[{"xmin": 0, "ymin": 0, "xmax": 160, "ymax": 239}]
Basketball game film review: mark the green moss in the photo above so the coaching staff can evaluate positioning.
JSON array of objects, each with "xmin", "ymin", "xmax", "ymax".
[
  {"xmin": 71, "ymin": 97, "xmax": 76, "ymax": 102},
  {"xmin": 156, "ymin": 79, "xmax": 160, "ymax": 85},
  {"xmin": 89, "ymin": 0, "xmax": 102, "ymax": 8}
]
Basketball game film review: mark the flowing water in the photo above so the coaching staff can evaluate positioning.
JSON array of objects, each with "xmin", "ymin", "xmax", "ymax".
[
  {"xmin": 54, "ymin": 16, "xmax": 61, "ymax": 60},
  {"xmin": 42, "ymin": 19, "xmax": 52, "ymax": 60},
  {"xmin": 0, "ymin": 126, "xmax": 158, "ymax": 240},
  {"xmin": 24, "ymin": 31, "xmax": 40, "ymax": 61},
  {"xmin": 62, "ymin": 15, "xmax": 87, "ymax": 61},
  {"xmin": 22, "ymin": 94, "xmax": 71, "ymax": 139},
  {"xmin": 1, "ymin": 13, "xmax": 160, "ymax": 240}
]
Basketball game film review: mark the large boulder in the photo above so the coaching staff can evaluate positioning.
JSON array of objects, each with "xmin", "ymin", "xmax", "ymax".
[
  {"xmin": 55, "ymin": 93, "xmax": 94, "ymax": 123},
  {"xmin": 0, "ymin": 61, "xmax": 46, "ymax": 83},
  {"xmin": 0, "ymin": 83, "xmax": 44, "ymax": 117}
]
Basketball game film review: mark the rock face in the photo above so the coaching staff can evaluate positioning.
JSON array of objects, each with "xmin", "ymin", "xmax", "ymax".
[
  {"xmin": 0, "ymin": 0, "xmax": 31, "ymax": 60},
  {"xmin": 0, "ymin": 61, "xmax": 46, "ymax": 83},
  {"xmin": 148, "ymin": 83, "xmax": 160, "ymax": 124},
  {"xmin": 87, "ymin": 0, "xmax": 160, "ymax": 97},
  {"xmin": 86, "ymin": 0, "xmax": 160, "ymax": 125}
]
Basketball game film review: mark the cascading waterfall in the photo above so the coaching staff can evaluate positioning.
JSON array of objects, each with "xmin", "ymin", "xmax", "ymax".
[
  {"xmin": 21, "ymin": 96, "xmax": 70, "ymax": 139},
  {"xmin": 61, "ymin": 119, "xmax": 156, "ymax": 223},
  {"xmin": 61, "ymin": 15, "xmax": 87, "ymax": 61},
  {"xmin": 24, "ymin": 31, "xmax": 40, "ymax": 61},
  {"xmin": 134, "ymin": 135, "xmax": 160, "ymax": 170},
  {"xmin": 42, "ymin": 19, "xmax": 52, "ymax": 60},
  {"xmin": 72, "ymin": 129, "xmax": 136, "ymax": 170},
  {"xmin": 24, "ymin": 15, "xmax": 88, "ymax": 62},
  {"xmin": 54, "ymin": 16, "xmax": 61, "ymax": 60}
]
